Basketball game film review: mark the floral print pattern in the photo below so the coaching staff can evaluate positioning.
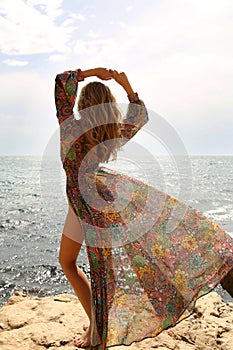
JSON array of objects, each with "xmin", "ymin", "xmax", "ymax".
[{"xmin": 55, "ymin": 70, "xmax": 233, "ymax": 349}]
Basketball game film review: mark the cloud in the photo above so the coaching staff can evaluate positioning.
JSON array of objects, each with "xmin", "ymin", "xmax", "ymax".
[
  {"xmin": 0, "ymin": 0, "xmax": 79, "ymax": 56},
  {"xmin": 69, "ymin": 13, "xmax": 85, "ymax": 22},
  {"xmin": 73, "ymin": 38, "xmax": 115, "ymax": 56},
  {"xmin": 62, "ymin": 13, "xmax": 85, "ymax": 27},
  {"xmin": 88, "ymin": 30, "xmax": 100, "ymax": 39},
  {"xmin": 126, "ymin": 6, "xmax": 134, "ymax": 12},
  {"xmin": 1, "ymin": 0, "xmax": 232, "ymax": 155},
  {"xmin": 48, "ymin": 54, "xmax": 67, "ymax": 63},
  {"xmin": 69, "ymin": 0, "xmax": 233, "ymax": 155},
  {"xmin": 3, "ymin": 59, "xmax": 29, "ymax": 66},
  {"xmin": 88, "ymin": 1, "xmax": 233, "ymax": 125},
  {"xmin": 27, "ymin": 0, "xmax": 64, "ymax": 19},
  {"xmin": 0, "ymin": 70, "xmax": 55, "ymax": 127},
  {"xmin": 0, "ymin": 70, "xmax": 57, "ymax": 155}
]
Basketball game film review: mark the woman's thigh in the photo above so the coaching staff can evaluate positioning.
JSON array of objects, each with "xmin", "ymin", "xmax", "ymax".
[
  {"xmin": 59, "ymin": 205, "xmax": 84, "ymax": 264},
  {"xmin": 63, "ymin": 205, "xmax": 84, "ymax": 243}
]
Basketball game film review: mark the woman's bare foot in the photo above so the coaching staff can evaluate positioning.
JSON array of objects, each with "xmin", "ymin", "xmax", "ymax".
[{"xmin": 74, "ymin": 326, "xmax": 91, "ymax": 348}]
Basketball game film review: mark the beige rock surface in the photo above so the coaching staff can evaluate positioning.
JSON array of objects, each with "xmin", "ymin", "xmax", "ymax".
[{"xmin": 0, "ymin": 291, "xmax": 233, "ymax": 350}]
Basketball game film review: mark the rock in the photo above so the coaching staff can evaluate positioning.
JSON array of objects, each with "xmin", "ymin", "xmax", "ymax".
[
  {"xmin": 6, "ymin": 290, "xmax": 28, "ymax": 305},
  {"xmin": 0, "ymin": 291, "xmax": 233, "ymax": 349},
  {"xmin": 220, "ymin": 268, "xmax": 233, "ymax": 298}
]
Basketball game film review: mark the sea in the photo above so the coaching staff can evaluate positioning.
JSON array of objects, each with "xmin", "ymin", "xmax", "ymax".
[{"xmin": 1, "ymin": 155, "xmax": 233, "ymax": 307}]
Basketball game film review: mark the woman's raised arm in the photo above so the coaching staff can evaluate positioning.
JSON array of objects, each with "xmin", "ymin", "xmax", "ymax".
[
  {"xmin": 110, "ymin": 70, "xmax": 149, "ymax": 141},
  {"xmin": 83, "ymin": 68, "xmax": 112, "ymax": 80},
  {"xmin": 55, "ymin": 68, "xmax": 112, "ymax": 125},
  {"xmin": 55, "ymin": 69, "xmax": 84, "ymax": 124}
]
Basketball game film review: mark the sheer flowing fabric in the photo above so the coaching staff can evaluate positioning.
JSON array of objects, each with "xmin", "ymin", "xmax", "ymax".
[{"xmin": 54, "ymin": 70, "xmax": 233, "ymax": 349}]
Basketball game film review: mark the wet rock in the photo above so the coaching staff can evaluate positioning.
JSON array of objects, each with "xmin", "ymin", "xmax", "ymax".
[{"xmin": 220, "ymin": 268, "xmax": 233, "ymax": 298}]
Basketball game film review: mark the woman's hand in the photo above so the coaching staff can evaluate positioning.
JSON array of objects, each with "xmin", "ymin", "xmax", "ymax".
[
  {"xmin": 83, "ymin": 68, "xmax": 112, "ymax": 80},
  {"xmin": 110, "ymin": 70, "xmax": 134, "ymax": 95},
  {"xmin": 95, "ymin": 68, "xmax": 112, "ymax": 80},
  {"xmin": 82, "ymin": 68, "xmax": 135, "ymax": 95}
]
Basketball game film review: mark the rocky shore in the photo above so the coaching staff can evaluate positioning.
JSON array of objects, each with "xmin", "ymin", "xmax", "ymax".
[{"xmin": 0, "ymin": 291, "xmax": 233, "ymax": 350}]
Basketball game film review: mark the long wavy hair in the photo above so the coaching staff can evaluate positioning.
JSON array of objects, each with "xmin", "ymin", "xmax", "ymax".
[{"xmin": 78, "ymin": 82, "xmax": 122, "ymax": 163}]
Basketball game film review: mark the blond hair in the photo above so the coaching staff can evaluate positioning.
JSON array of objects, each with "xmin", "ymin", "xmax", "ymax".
[{"xmin": 78, "ymin": 82, "xmax": 122, "ymax": 163}]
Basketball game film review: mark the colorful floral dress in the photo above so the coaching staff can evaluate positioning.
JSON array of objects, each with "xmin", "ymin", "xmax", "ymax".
[{"xmin": 55, "ymin": 69, "xmax": 233, "ymax": 349}]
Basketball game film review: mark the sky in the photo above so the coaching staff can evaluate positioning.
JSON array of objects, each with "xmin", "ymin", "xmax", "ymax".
[{"xmin": 0, "ymin": 0, "xmax": 233, "ymax": 156}]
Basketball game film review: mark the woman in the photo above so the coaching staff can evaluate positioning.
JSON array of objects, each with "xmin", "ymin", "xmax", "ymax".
[{"xmin": 55, "ymin": 68, "xmax": 233, "ymax": 349}]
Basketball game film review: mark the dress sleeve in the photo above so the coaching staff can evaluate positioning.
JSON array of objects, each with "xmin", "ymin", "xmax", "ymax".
[
  {"xmin": 120, "ymin": 92, "xmax": 148, "ymax": 142},
  {"xmin": 54, "ymin": 69, "xmax": 84, "ymax": 125}
]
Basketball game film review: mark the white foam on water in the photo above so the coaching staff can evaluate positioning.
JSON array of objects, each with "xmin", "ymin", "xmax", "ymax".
[{"xmin": 204, "ymin": 205, "xmax": 233, "ymax": 222}]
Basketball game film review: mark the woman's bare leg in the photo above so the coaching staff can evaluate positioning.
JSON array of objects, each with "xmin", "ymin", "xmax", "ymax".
[{"xmin": 59, "ymin": 205, "xmax": 91, "ymax": 348}]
